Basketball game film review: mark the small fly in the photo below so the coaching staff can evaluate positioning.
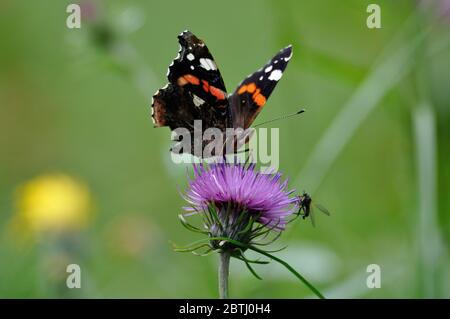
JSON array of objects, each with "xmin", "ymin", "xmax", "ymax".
[{"xmin": 297, "ymin": 191, "xmax": 330, "ymax": 227}]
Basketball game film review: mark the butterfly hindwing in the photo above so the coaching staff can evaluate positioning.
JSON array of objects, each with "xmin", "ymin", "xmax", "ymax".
[
  {"xmin": 151, "ymin": 83, "xmax": 228, "ymax": 155},
  {"xmin": 151, "ymin": 83, "xmax": 198, "ymax": 129},
  {"xmin": 229, "ymin": 45, "xmax": 292, "ymax": 129}
]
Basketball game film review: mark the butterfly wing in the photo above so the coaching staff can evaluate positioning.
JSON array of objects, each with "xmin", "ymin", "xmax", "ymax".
[
  {"xmin": 167, "ymin": 30, "xmax": 228, "ymax": 107},
  {"xmin": 228, "ymin": 45, "xmax": 293, "ymax": 129},
  {"xmin": 151, "ymin": 83, "xmax": 198, "ymax": 130},
  {"xmin": 151, "ymin": 31, "xmax": 230, "ymax": 156}
]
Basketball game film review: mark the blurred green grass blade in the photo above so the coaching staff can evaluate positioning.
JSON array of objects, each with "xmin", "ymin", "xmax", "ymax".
[
  {"xmin": 413, "ymin": 102, "xmax": 445, "ymax": 298},
  {"xmin": 295, "ymin": 18, "xmax": 430, "ymax": 193}
]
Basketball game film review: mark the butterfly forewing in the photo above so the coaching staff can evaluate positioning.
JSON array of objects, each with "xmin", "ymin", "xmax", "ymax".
[
  {"xmin": 167, "ymin": 31, "xmax": 228, "ymax": 107},
  {"xmin": 229, "ymin": 46, "xmax": 293, "ymax": 129},
  {"xmin": 151, "ymin": 31, "xmax": 231, "ymax": 154}
]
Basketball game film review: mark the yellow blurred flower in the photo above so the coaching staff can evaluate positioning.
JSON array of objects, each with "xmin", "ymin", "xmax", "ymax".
[{"xmin": 13, "ymin": 174, "xmax": 93, "ymax": 234}]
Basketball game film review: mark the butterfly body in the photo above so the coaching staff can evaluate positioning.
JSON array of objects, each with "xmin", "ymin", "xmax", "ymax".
[{"xmin": 151, "ymin": 31, "xmax": 292, "ymax": 157}]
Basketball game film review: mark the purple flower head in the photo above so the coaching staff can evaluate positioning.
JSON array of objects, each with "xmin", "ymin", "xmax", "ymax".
[
  {"xmin": 182, "ymin": 162, "xmax": 298, "ymax": 250},
  {"xmin": 185, "ymin": 162, "xmax": 298, "ymax": 227}
]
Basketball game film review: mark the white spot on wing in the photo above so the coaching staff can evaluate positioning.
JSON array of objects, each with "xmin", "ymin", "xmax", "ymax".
[
  {"xmin": 190, "ymin": 65, "xmax": 195, "ymax": 70},
  {"xmin": 192, "ymin": 94, "xmax": 205, "ymax": 107},
  {"xmin": 199, "ymin": 58, "xmax": 217, "ymax": 71},
  {"xmin": 259, "ymin": 76, "xmax": 263, "ymax": 81},
  {"xmin": 268, "ymin": 69, "xmax": 283, "ymax": 81},
  {"xmin": 265, "ymin": 65, "xmax": 273, "ymax": 73},
  {"xmin": 187, "ymin": 53, "xmax": 195, "ymax": 61}
]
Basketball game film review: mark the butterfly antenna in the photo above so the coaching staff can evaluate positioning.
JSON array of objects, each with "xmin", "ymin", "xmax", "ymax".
[{"xmin": 253, "ymin": 109, "xmax": 305, "ymax": 127}]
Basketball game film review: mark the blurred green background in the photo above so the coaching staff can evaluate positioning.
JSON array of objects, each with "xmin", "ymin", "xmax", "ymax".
[{"xmin": 1, "ymin": 0, "xmax": 449, "ymax": 298}]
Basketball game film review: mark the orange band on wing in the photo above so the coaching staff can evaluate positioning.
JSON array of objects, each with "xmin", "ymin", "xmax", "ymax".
[
  {"xmin": 253, "ymin": 93, "xmax": 266, "ymax": 107},
  {"xmin": 177, "ymin": 77, "xmax": 225, "ymax": 101},
  {"xmin": 209, "ymin": 86, "xmax": 226, "ymax": 100},
  {"xmin": 202, "ymin": 80, "xmax": 209, "ymax": 92},
  {"xmin": 200, "ymin": 80, "xmax": 225, "ymax": 101},
  {"xmin": 238, "ymin": 85, "xmax": 247, "ymax": 95},
  {"xmin": 184, "ymin": 74, "xmax": 200, "ymax": 85},
  {"xmin": 246, "ymin": 83, "xmax": 256, "ymax": 93},
  {"xmin": 177, "ymin": 74, "xmax": 200, "ymax": 86},
  {"xmin": 238, "ymin": 82, "xmax": 267, "ymax": 107}
]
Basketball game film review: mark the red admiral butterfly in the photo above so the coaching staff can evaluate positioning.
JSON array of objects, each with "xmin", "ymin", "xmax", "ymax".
[{"xmin": 151, "ymin": 30, "xmax": 292, "ymax": 157}]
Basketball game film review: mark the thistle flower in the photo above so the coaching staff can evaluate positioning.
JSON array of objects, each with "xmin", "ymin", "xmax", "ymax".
[
  {"xmin": 177, "ymin": 161, "xmax": 324, "ymax": 299},
  {"xmin": 183, "ymin": 162, "xmax": 298, "ymax": 251}
]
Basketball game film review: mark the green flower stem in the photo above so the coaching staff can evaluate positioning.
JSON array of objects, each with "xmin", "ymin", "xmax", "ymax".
[
  {"xmin": 173, "ymin": 236, "xmax": 325, "ymax": 299},
  {"xmin": 246, "ymin": 244, "xmax": 325, "ymax": 299},
  {"xmin": 212, "ymin": 238, "xmax": 325, "ymax": 299},
  {"xmin": 219, "ymin": 251, "xmax": 231, "ymax": 299}
]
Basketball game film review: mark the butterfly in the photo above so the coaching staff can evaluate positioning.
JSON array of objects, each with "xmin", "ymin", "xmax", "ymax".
[{"xmin": 151, "ymin": 30, "xmax": 292, "ymax": 157}]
